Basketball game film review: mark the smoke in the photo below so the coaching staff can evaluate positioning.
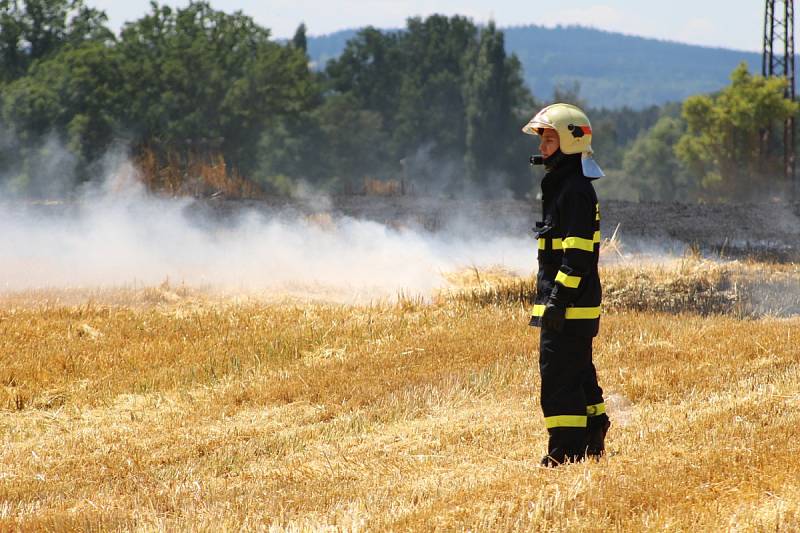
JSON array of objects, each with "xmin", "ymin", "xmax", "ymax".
[
  {"xmin": 401, "ymin": 142, "xmax": 520, "ymax": 200},
  {"xmin": 0, "ymin": 129, "xmax": 82, "ymax": 199},
  {"xmin": 0, "ymin": 156, "xmax": 537, "ymax": 302}
]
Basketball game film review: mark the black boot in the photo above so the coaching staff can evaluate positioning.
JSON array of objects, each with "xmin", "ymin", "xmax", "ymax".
[
  {"xmin": 540, "ymin": 428, "xmax": 587, "ymax": 467},
  {"xmin": 586, "ymin": 415, "xmax": 610, "ymax": 458}
]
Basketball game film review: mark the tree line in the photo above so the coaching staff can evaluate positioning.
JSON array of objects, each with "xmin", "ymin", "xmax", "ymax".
[{"xmin": 0, "ymin": 1, "xmax": 796, "ymax": 202}]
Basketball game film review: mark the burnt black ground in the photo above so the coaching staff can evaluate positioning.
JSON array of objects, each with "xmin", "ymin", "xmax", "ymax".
[
  {"xmin": 187, "ymin": 197, "xmax": 800, "ymax": 262},
  {"xmin": 13, "ymin": 196, "xmax": 800, "ymax": 262}
]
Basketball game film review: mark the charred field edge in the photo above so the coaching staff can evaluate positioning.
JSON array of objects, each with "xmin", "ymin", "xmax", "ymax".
[
  {"xmin": 171, "ymin": 198, "xmax": 800, "ymax": 262},
  {"xmin": 13, "ymin": 197, "xmax": 800, "ymax": 261}
]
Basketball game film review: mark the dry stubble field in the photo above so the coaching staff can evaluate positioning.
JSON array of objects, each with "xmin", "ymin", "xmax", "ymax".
[{"xmin": 1, "ymin": 261, "xmax": 800, "ymax": 532}]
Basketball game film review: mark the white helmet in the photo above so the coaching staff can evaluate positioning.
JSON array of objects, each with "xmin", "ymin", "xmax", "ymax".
[{"xmin": 522, "ymin": 103, "xmax": 604, "ymax": 178}]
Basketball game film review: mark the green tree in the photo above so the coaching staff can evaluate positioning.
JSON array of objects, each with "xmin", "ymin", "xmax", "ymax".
[
  {"xmin": 587, "ymin": 105, "xmax": 663, "ymax": 172},
  {"xmin": 2, "ymin": 42, "xmax": 123, "ymax": 181},
  {"xmin": 325, "ymin": 16, "xmax": 534, "ymax": 196},
  {"xmin": 117, "ymin": 1, "xmax": 316, "ymax": 172},
  {"xmin": 324, "ymin": 18, "xmax": 476, "ymax": 188},
  {"xmin": 393, "ymin": 16, "xmax": 477, "ymax": 162},
  {"xmin": 622, "ymin": 116, "xmax": 695, "ymax": 201},
  {"xmin": 0, "ymin": 0, "xmax": 113, "ymax": 83},
  {"xmin": 551, "ymin": 81, "xmax": 587, "ymax": 109},
  {"xmin": 255, "ymin": 93, "xmax": 388, "ymax": 192},
  {"xmin": 313, "ymin": 94, "xmax": 388, "ymax": 190},
  {"xmin": 675, "ymin": 63, "xmax": 798, "ymax": 200},
  {"xmin": 325, "ymin": 27, "xmax": 404, "ymax": 138},
  {"xmin": 463, "ymin": 21, "xmax": 506, "ymax": 187},
  {"xmin": 464, "ymin": 23, "xmax": 532, "ymax": 192},
  {"xmin": 463, "ymin": 22, "xmax": 534, "ymax": 195},
  {"xmin": 292, "ymin": 23, "xmax": 307, "ymax": 53}
]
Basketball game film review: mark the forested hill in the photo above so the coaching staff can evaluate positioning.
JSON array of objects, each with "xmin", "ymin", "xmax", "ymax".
[
  {"xmin": 308, "ymin": 25, "xmax": 762, "ymax": 109},
  {"xmin": 307, "ymin": 29, "xmax": 358, "ymax": 68}
]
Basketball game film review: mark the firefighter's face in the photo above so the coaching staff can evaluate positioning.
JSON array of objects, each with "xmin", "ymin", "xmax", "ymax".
[{"xmin": 539, "ymin": 128, "xmax": 560, "ymax": 158}]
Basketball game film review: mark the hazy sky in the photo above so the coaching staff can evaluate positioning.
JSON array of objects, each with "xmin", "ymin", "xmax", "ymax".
[{"xmin": 88, "ymin": 0, "xmax": 776, "ymax": 52}]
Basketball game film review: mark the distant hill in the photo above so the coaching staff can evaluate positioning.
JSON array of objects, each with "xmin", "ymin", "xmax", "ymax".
[
  {"xmin": 307, "ymin": 25, "xmax": 763, "ymax": 109},
  {"xmin": 306, "ymin": 29, "xmax": 358, "ymax": 69},
  {"xmin": 503, "ymin": 25, "xmax": 762, "ymax": 108}
]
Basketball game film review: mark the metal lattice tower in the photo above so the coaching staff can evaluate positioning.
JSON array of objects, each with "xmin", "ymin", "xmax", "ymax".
[{"xmin": 763, "ymin": 0, "xmax": 796, "ymax": 196}]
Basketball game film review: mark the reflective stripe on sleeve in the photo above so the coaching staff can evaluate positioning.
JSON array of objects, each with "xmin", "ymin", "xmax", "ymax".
[
  {"xmin": 545, "ymin": 415, "xmax": 587, "ymax": 429},
  {"xmin": 532, "ymin": 305, "xmax": 601, "ymax": 320},
  {"xmin": 586, "ymin": 402, "xmax": 606, "ymax": 416},
  {"xmin": 563, "ymin": 236, "xmax": 594, "ymax": 251},
  {"xmin": 538, "ymin": 238, "xmax": 564, "ymax": 250},
  {"xmin": 595, "ymin": 203, "xmax": 601, "ymax": 221},
  {"xmin": 555, "ymin": 270, "xmax": 581, "ymax": 289},
  {"xmin": 562, "ymin": 232, "xmax": 601, "ymax": 252}
]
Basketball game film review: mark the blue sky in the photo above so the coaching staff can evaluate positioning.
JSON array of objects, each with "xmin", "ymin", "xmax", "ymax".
[{"xmin": 88, "ymin": 0, "xmax": 776, "ymax": 52}]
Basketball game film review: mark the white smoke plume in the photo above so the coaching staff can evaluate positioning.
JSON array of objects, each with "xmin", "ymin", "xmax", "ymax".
[{"xmin": 0, "ymin": 157, "xmax": 537, "ymax": 302}]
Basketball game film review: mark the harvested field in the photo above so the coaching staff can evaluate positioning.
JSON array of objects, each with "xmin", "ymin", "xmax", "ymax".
[
  {"xmin": 446, "ymin": 258, "xmax": 800, "ymax": 317},
  {"xmin": 1, "ymin": 261, "xmax": 799, "ymax": 531}
]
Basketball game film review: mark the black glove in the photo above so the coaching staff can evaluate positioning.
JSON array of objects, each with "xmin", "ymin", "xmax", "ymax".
[{"xmin": 542, "ymin": 303, "xmax": 566, "ymax": 332}]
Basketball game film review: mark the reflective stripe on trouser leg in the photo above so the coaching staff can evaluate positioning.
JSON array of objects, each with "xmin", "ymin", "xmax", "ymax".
[
  {"xmin": 583, "ymin": 355, "xmax": 605, "ymax": 419},
  {"xmin": 545, "ymin": 414, "xmax": 587, "ymax": 429},
  {"xmin": 539, "ymin": 329, "xmax": 592, "ymax": 431},
  {"xmin": 586, "ymin": 403, "xmax": 606, "ymax": 417},
  {"xmin": 540, "ymin": 329, "xmax": 595, "ymax": 460}
]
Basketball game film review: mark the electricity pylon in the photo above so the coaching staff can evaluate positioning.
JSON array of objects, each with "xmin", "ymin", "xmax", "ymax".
[{"xmin": 763, "ymin": 0, "xmax": 796, "ymax": 197}]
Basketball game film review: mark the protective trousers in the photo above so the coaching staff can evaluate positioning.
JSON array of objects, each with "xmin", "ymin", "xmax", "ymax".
[{"xmin": 539, "ymin": 327, "xmax": 606, "ymax": 463}]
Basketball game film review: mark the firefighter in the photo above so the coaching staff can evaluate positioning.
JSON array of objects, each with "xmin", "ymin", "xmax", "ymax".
[{"xmin": 522, "ymin": 103, "xmax": 611, "ymax": 466}]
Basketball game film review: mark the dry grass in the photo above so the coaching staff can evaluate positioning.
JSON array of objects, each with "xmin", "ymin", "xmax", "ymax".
[
  {"xmin": 363, "ymin": 178, "xmax": 404, "ymax": 196},
  {"xmin": 1, "ymin": 263, "xmax": 799, "ymax": 531},
  {"xmin": 135, "ymin": 148, "xmax": 263, "ymax": 199},
  {"xmin": 446, "ymin": 257, "xmax": 800, "ymax": 318}
]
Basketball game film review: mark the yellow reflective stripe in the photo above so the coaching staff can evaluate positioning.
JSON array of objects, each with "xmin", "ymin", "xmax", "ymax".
[
  {"xmin": 562, "ymin": 232, "xmax": 601, "ymax": 251},
  {"xmin": 565, "ymin": 306, "xmax": 602, "ymax": 319},
  {"xmin": 563, "ymin": 236, "xmax": 595, "ymax": 251},
  {"xmin": 545, "ymin": 415, "xmax": 587, "ymax": 429},
  {"xmin": 537, "ymin": 238, "xmax": 564, "ymax": 250},
  {"xmin": 586, "ymin": 402, "xmax": 606, "ymax": 416},
  {"xmin": 531, "ymin": 305, "xmax": 602, "ymax": 319},
  {"xmin": 555, "ymin": 270, "xmax": 581, "ymax": 289},
  {"xmin": 595, "ymin": 203, "xmax": 601, "ymax": 221}
]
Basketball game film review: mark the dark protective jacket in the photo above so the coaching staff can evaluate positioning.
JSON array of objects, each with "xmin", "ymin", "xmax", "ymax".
[{"xmin": 530, "ymin": 153, "xmax": 602, "ymax": 338}]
